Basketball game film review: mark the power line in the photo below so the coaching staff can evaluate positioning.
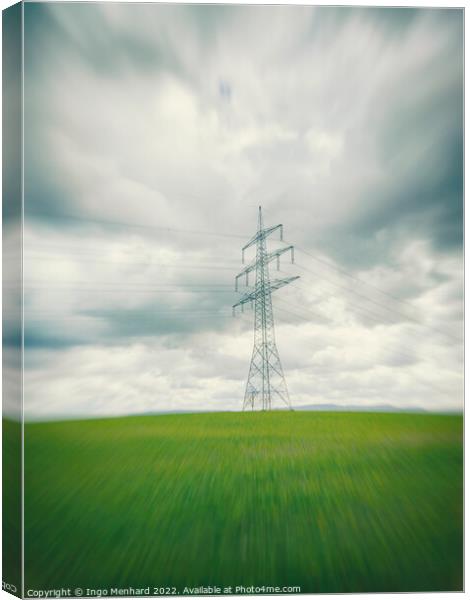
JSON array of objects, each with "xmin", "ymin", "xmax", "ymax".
[
  {"xmin": 271, "ymin": 298, "xmax": 462, "ymax": 392},
  {"xmin": 20, "ymin": 280, "xmax": 234, "ymax": 287},
  {"xmin": 23, "ymin": 287, "xmax": 238, "ymax": 295},
  {"xmin": 269, "ymin": 277, "xmax": 407, "ymax": 332},
  {"xmin": 291, "ymin": 243, "xmax": 424, "ymax": 311},
  {"xmin": 23, "ymin": 254, "xmax": 237, "ymax": 270},
  {"xmin": 23, "ymin": 215, "xmax": 462, "ymax": 343},
  {"xmin": 269, "ymin": 285, "xmax": 462, "ymax": 368},
  {"xmin": 247, "ymin": 292, "xmax": 462, "ymax": 398},
  {"xmin": 23, "ymin": 245, "xmax": 242, "ymax": 264},
  {"xmin": 282, "ymin": 278, "xmax": 424, "ymax": 333},
  {"xmin": 28, "ymin": 211, "xmax": 248, "ymax": 239},
  {"xmin": 23, "ymin": 219, "xmax": 462, "ymax": 342},
  {"xmin": 291, "ymin": 262, "xmax": 462, "ymax": 343}
]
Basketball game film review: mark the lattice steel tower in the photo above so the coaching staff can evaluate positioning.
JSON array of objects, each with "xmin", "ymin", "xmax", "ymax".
[{"xmin": 233, "ymin": 207, "xmax": 299, "ymax": 411}]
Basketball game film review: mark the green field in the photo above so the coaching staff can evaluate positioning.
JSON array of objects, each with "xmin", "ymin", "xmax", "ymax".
[{"xmin": 18, "ymin": 411, "xmax": 463, "ymax": 593}]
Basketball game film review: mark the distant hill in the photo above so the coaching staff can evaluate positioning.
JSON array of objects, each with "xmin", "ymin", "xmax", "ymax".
[
  {"xmin": 139, "ymin": 404, "xmax": 461, "ymax": 415},
  {"xmin": 292, "ymin": 403, "xmax": 427, "ymax": 413},
  {"xmin": 291, "ymin": 403, "xmax": 462, "ymax": 414},
  {"xmin": 26, "ymin": 404, "xmax": 462, "ymax": 422}
]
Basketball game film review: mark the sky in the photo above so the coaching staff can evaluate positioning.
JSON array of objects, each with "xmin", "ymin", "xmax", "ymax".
[{"xmin": 7, "ymin": 2, "xmax": 463, "ymax": 419}]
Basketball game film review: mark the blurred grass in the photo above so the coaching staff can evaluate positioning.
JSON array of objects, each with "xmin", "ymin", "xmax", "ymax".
[
  {"xmin": 3, "ymin": 419, "xmax": 22, "ymax": 592},
  {"xmin": 23, "ymin": 411, "xmax": 462, "ymax": 593}
]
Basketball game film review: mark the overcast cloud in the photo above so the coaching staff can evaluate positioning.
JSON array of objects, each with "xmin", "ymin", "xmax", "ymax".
[{"xmin": 13, "ymin": 3, "xmax": 463, "ymax": 419}]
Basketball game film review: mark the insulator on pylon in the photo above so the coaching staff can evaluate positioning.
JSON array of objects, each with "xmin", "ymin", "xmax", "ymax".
[
  {"xmin": 235, "ymin": 277, "xmax": 238, "ymax": 291},
  {"xmin": 246, "ymin": 272, "xmax": 249, "ymax": 286},
  {"xmin": 241, "ymin": 303, "xmax": 244, "ymax": 313},
  {"xmin": 280, "ymin": 225, "xmax": 283, "ymax": 241},
  {"xmin": 232, "ymin": 307, "xmax": 235, "ymax": 317},
  {"xmin": 277, "ymin": 255, "xmax": 280, "ymax": 271},
  {"xmin": 291, "ymin": 247, "xmax": 295, "ymax": 263},
  {"xmin": 242, "ymin": 249, "xmax": 245, "ymax": 264}
]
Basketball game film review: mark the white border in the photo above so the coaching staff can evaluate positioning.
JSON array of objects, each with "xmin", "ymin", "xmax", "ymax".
[{"xmin": 0, "ymin": 3, "xmax": 465, "ymax": 600}]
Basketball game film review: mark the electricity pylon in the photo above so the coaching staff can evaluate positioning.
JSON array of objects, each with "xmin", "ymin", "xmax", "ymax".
[{"xmin": 233, "ymin": 207, "xmax": 299, "ymax": 411}]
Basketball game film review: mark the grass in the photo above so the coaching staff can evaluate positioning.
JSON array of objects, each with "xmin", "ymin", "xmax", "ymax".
[
  {"xmin": 20, "ymin": 411, "xmax": 463, "ymax": 593},
  {"xmin": 3, "ymin": 419, "xmax": 22, "ymax": 593}
]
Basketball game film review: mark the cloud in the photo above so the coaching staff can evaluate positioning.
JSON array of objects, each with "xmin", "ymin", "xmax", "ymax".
[{"xmin": 17, "ymin": 4, "xmax": 463, "ymax": 418}]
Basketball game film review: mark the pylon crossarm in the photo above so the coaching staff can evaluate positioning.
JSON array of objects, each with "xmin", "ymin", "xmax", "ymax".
[
  {"xmin": 261, "ymin": 223, "xmax": 283, "ymax": 241},
  {"xmin": 269, "ymin": 275, "xmax": 300, "ymax": 293},
  {"xmin": 266, "ymin": 246, "xmax": 294, "ymax": 271},
  {"xmin": 232, "ymin": 288, "xmax": 256, "ymax": 309},
  {"xmin": 237, "ymin": 246, "xmax": 294, "ymax": 283},
  {"xmin": 241, "ymin": 223, "xmax": 283, "ymax": 252},
  {"xmin": 235, "ymin": 260, "xmax": 257, "ymax": 285},
  {"xmin": 234, "ymin": 275, "xmax": 299, "ymax": 308}
]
